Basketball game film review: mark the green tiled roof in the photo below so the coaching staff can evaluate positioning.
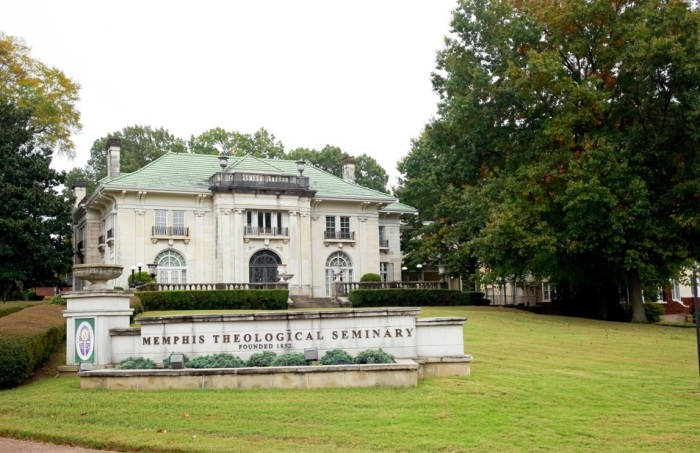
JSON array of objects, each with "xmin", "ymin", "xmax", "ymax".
[{"xmin": 101, "ymin": 153, "xmax": 416, "ymax": 211}]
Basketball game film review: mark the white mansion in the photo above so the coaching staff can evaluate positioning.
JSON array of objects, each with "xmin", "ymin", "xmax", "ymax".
[{"xmin": 72, "ymin": 139, "xmax": 416, "ymax": 298}]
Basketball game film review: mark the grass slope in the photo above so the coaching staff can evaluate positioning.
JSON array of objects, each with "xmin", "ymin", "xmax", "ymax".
[{"xmin": 0, "ymin": 306, "xmax": 698, "ymax": 452}]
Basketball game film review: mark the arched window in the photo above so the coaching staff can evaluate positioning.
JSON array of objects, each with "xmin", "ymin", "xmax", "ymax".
[
  {"xmin": 249, "ymin": 250, "xmax": 281, "ymax": 283},
  {"xmin": 325, "ymin": 251, "xmax": 353, "ymax": 296},
  {"xmin": 154, "ymin": 249, "xmax": 187, "ymax": 284}
]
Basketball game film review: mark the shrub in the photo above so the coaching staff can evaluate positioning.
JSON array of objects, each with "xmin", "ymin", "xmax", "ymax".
[
  {"xmin": 349, "ymin": 289, "xmax": 468, "ymax": 307},
  {"xmin": 162, "ymin": 353, "xmax": 191, "ymax": 369},
  {"xmin": 272, "ymin": 352, "xmax": 308, "ymax": 367},
  {"xmin": 0, "ymin": 305, "xmax": 26, "ymax": 318},
  {"xmin": 189, "ymin": 353, "xmax": 246, "ymax": 369},
  {"xmin": 129, "ymin": 296, "xmax": 144, "ymax": 324},
  {"xmin": 137, "ymin": 289, "xmax": 288, "ymax": 311},
  {"xmin": 127, "ymin": 272, "xmax": 152, "ymax": 287},
  {"xmin": 360, "ymin": 273, "xmax": 381, "ymax": 282},
  {"xmin": 119, "ymin": 357, "xmax": 157, "ymax": 369},
  {"xmin": 6, "ymin": 288, "xmax": 27, "ymax": 301},
  {"xmin": 247, "ymin": 351, "xmax": 277, "ymax": 367},
  {"xmin": 354, "ymin": 348, "xmax": 394, "ymax": 364},
  {"xmin": 0, "ymin": 304, "xmax": 66, "ymax": 389},
  {"xmin": 644, "ymin": 302, "xmax": 665, "ymax": 324},
  {"xmin": 462, "ymin": 291, "xmax": 490, "ymax": 306},
  {"xmin": 49, "ymin": 294, "xmax": 66, "ymax": 306},
  {"xmin": 320, "ymin": 349, "xmax": 354, "ymax": 365}
]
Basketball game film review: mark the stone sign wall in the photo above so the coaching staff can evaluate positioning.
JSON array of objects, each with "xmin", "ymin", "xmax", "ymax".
[{"xmin": 110, "ymin": 308, "xmax": 465, "ymax": 363}]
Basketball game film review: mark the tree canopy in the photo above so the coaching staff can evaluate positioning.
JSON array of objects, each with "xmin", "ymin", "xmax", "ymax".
[
  {"xmin": 85, "ymin": 125, "xmax": 187, "ymax": 183},
  {"xmin": 0, "ymin": 33, "xmax": 81, "ymax": 157},
  {"xmin": 77, "ymin": 127, "xmax": 391, "ymax": 195},
  {"xmin": 188, "ymin": 127, "xmax": 285, "ymax": 158},
  {"xmin": 397, "ymin": 0, "xmax": 700, "ymax": 322},
  {"xmin": 288, "ymin": 145, "xmax": 389, "ymax": 193},
  {"xmin": 0, "ymin": 97, "xmax": 72, "ymax": 300}
]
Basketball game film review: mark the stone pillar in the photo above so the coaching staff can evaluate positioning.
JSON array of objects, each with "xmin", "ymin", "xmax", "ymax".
[
  {"xmin": 63, "ymin": 265, "xmax": 132, "ymax": 367},
  {"xmin": 134, "ymin": 208, "xmax": 146, "ymax": 267},
  {"xmin": 233, "ymin": 209, "xmax": 245, "ymax": 282},
  {"xmin": 358, "ymin": 216, "xmax": 368, "ymax": 277},
  {"xmin": 64, "ymin": 291, "xmax": 133, "ymax": 366},
  {"xmin": 288, "ymin": 211, "xmax": 300, "ymax": 295},
  {"xmin": 300, "ymin": 211, "xmax": 313, "ymax": 296},
  {"xmin": 220, "ymin": 209, "xmax": 232, "ymax": 282},
  {"xmin": 194, "ymin": 211, "xmax": 206, "ymax": 282}
]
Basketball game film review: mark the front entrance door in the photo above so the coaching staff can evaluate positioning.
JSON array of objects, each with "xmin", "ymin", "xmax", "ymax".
[{"xmin": 249, "ymin": 250, "xmax": 281, "ymax": 283}]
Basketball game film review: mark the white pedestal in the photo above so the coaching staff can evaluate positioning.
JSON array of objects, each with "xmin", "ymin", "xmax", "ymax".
[{"xmin": 63, "ymin": 291, "xmax": 133, "ymax": 366}]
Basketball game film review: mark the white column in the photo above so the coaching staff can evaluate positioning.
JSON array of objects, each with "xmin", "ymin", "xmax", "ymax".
[
  {"xmin": 288, "ymin": 211, "xmax": 299, "ymax": 295},
  {"xmin": 233, "ymin": 209, "xmax": 245, "ymax": 282},
  {"xmin": 358, "ymin": 216, "xmax": 368, "ymax": 277},
  {"xmin": 220, "ymin": 209, "xmax": 232, "ymax": 282},
  {"xmin": 194, "ymin": 211, "xmax": 205, "ymax": 282}
]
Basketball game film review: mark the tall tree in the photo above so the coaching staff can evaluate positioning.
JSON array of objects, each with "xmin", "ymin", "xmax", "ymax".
[
  {"xmin": 288, "ymin": 145, "xmax": 390, "ymax": 193},
  {"xmin": 400, "ymin": 0, "xmax": 700, "ymax": 322},
  {"xmin": 288, "ymin": 145, "xmax": 345, "ymax": 176},
  {"xmin": 0, "ymin": 33, "xmax": 81, "ymax": 157},
  {"xmin": 0, "ymin": 97, "xmax": 72, "ymax": 300},
  {"xmin": 355, "ymin": 154, "xmax": 389, "ymax": 193},
  {"xmin": 86, "ymin": 125, "xmax": 187, "ymax": 184},
  {"xmin": 189, "ymin": 127, "xmax": 285, "ymax": 158}
]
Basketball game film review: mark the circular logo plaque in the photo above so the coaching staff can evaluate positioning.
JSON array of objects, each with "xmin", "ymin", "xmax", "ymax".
[{"xmin": 76, "ymin": 321, "xmax": 95, "ymax": 361}]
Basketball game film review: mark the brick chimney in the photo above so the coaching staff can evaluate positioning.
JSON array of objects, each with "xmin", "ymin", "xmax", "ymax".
[
  {"xmin": 341, "ymin": 155, "xmax": 356, "ymax": 183},
  {"xmin": 72, "ymin": 180, "xmax": 87, "ymax": 208},
  {"xmin": 106, "ymin": 138, "xmax": 121, "ymax": 180}
]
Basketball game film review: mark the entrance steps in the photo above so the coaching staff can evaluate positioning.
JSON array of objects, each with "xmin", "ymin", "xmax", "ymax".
[{"xmin": 289, "ymin": 296, "xmax": 350, "ymax": 309}]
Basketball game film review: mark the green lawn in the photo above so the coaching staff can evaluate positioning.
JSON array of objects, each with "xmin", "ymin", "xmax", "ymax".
[{"xmin": 1, "ymin": 306, "xmax": 698, "ymax": 452}]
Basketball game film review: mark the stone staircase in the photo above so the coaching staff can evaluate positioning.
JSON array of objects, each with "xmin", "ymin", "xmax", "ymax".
[{"xmin": 289, "ymin": 296, "xmax": 350, "ymax": 309}]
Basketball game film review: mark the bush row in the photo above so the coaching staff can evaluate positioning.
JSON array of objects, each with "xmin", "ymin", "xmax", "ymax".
[
  {"xmin": 119, "ymin": 348, "xmax": 395, "ymax": 369},
  {"xmin": 0, "ymin": 304, "xmax": 66, "ymax": 389},
  {"xmin": 135, "ymin": 289, "xmax": 288, "ymax": 311},
  {"xmin": 0, "ymin": 304, "xmax": 27, "ymax": 319},
  {"xmin": 349, "ymin": 289, "xmax": 489, "ymax": 307}
]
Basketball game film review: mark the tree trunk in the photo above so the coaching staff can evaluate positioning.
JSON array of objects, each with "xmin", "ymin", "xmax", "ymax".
[{"xmin": 628, "ymin": 268, "xmax": 648, "ymax": 323}]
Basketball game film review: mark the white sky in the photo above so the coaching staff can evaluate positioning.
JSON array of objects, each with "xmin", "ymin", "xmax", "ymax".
[{"xmin": 3, "ymin": 0, "xmax": 455, "ymax": 188}]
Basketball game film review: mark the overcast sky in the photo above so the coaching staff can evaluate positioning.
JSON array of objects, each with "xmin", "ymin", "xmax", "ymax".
[{"xmin": 3, "ymin": 0, "xmax": 455, "ymax": 188}]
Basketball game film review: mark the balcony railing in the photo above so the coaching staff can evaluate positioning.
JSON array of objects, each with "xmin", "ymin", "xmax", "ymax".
[
  {"xmin": 324, "ymin": 230, "xmax": 355, "ymax": 240},
  {"xmin": 152, "ymin": 226, "xmax": 189, "ymax": 236},
  {"xmin": 107, "ymin": 228, "xmax": 114, "ymax": 239},
  {"xmin": 379, "ymin": 239, "xmax": 389, "ymax": 248},
  {"xmin": 98, "ymin": 235, "xmax": 105, "ymax": 245},
  {"xmin": 210, "ymin": 171, "xmax": 315, "ymax": 196},
  {"xmin": 245, "ymin": 226, "xmax": 289, "ymax": 236},
  {"xmin": 146, "ymin": 282, "xmax": 289, "ymax": 292}
]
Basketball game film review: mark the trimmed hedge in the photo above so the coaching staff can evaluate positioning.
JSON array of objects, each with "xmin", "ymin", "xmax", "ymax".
[
  {"xmin": 119, "ymin": 357, "xmax": 157, "ymax": 369},
  {"xmin": 272, "ymin": 352, "xmax": 308, "ymax": 367},
  {"xmin": 136, "ymin": 289, "xmax": 289, "ymax": 311},
  {"xmin": 462, "ymin": 291, "xmax": 490, "ymax": 306},
  {"xmin": 0, "ymin": 304, "xmax": 26, "ymax": 319},
  {"xmin": 129, "ymin": 296, "xmax": 144, "ymax": 324},
  {"xmin": 189, "ymin": 353, "xmax": 246, "ymax": 369},
  {"xmin": 354, "ymin": 348, "xmax": 395, "ymax": 364},
  {"xmin": 0, "ymin": 304, "xmax": 66, "ymax": 389},
  {"xmin": 247, "ymin": 351, "xmax": 277, "ymax": 367},
  {"xmin": 320, "ymin": 349, "xmax": 354, "ymax": 365},
  {"xmin": 350, "ymin": 289, "xmax": 471, "ymax": 307}
]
